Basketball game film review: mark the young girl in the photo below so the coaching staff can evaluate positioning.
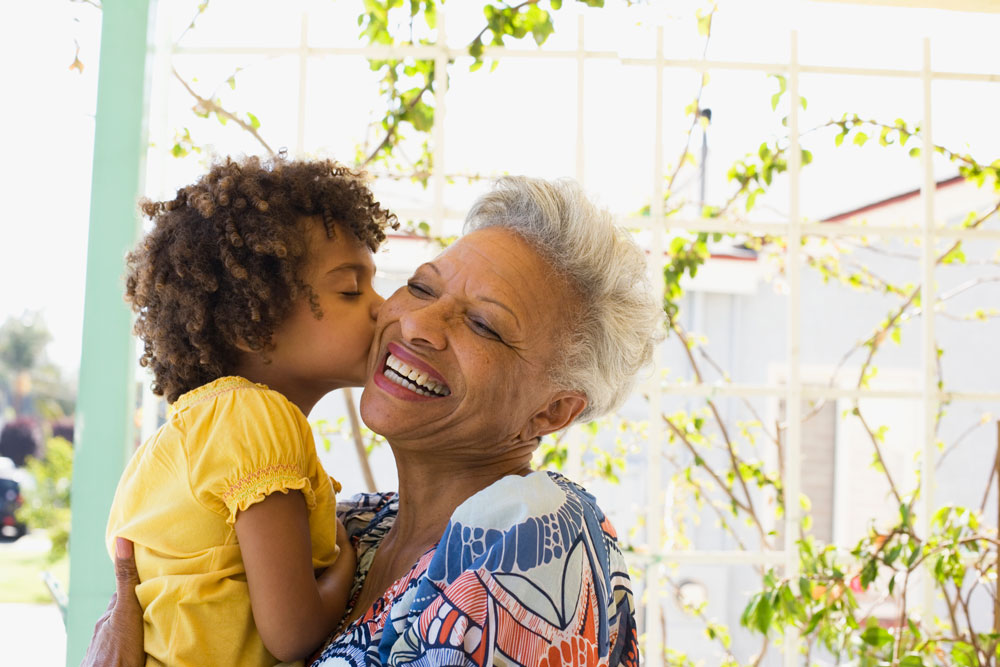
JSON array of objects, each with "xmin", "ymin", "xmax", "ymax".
[{"xmin": 106, "ymin": 156, "xmax": 396, "ymax": 666}]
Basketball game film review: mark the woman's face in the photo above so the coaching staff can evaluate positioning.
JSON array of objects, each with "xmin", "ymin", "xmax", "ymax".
[{"xmin": 360, "ymin": 227, "xmax": 585, "ymax": 451}]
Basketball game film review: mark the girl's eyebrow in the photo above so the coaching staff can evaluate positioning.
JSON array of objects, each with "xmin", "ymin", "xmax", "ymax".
[{"xmin": 327, "ymin": 263, "xmax": 375, "ymax": 275}]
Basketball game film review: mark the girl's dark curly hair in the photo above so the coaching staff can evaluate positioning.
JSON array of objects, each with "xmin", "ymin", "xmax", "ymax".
[{"xmin": 125, "ymin": 155, "xmax": 397, "ymax": 403}]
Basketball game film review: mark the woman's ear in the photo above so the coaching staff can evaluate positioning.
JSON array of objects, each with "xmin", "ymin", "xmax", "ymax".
[{"xmin": 520, "ymin": 391, "xmax": 588, "ymax": 442}]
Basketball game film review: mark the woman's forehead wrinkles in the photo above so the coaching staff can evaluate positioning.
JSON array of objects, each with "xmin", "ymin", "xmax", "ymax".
[{"xmin": 440, "ymin": 252, "xmax": 529, "ymax": 320}]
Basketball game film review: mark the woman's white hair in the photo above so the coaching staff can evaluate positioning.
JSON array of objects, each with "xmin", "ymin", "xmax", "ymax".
[{"xmin": 464, "ymin": 175, "xmax": 664, "ymax": 422}]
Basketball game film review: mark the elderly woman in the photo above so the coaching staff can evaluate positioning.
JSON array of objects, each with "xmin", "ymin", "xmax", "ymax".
[{"xmin": 87, "ymin": 176, "xmax": 661, "ymax": 667}]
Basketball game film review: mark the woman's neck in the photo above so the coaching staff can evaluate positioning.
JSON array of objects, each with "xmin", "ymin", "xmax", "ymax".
[{"xmin": 387, "ymin": 446, "xmax": 534, "ymax": 549}]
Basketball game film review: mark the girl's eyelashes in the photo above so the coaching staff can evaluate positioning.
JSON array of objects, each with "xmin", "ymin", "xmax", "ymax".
[{"xmin": 340, "ymin": 291, "xmax": 362, "ymax": 297}]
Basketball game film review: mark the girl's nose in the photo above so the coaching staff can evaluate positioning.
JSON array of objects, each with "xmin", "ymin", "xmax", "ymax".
[{"xmin": 370, "ymin": 292, "xmax": 385, "ymax": 320}]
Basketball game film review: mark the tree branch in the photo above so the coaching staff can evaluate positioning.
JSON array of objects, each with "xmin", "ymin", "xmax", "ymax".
[
  {"xmin": 671, "ymin": 322, "xmax": 768, "ymax": 544},
  {"xmin": 852, "ymin": 406, "xmax": 904, "ymax": 507},
  {"xmin": 172, "ymin": 68, "xmax": 275, "ymax": 156}
]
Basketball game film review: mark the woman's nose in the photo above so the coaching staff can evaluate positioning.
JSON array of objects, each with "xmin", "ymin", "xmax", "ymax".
[{"xmin": 399, "ymin": 300, "xmax": 449, "ymax": 350}]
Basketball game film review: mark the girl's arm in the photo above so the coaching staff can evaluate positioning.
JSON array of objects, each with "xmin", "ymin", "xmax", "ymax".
[{"xmin": 235, "ymin": 490, "xmax": 358, "ymax": 662}]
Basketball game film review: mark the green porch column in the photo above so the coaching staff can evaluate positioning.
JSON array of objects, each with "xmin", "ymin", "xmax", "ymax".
[{"xmin": 66, "ymin": 1, "xmax": 155, "ymax": 664}]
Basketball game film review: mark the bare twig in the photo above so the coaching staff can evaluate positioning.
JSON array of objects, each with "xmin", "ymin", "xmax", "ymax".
[
  {"xmin": 663, "ymin": 415, "xmax": 753, "ymax": 517},
  {"xmin": 360, "ymin": 80, "xmax": 434, "ymax": 166},
  {"xmin": 663, "ymin": 7, "xmax": 715, "ymax": 198},
  {"xmin": 694, "ymin": 341, "xmax": 782, "ymax": 448},
  {"xmin": 176, "ymin": 1, "xmax": 211, "ymax": 45},
  {"xmin": 172, "ymin": 68, "xmax": 275, "ymax": 156},
  {"xmin": 852, "ymin": 406, "xmax": 904, "ymax": 506},
  {"xmin": 671, "ymin": 322, "xmax": 768, "ymax": 543},
  {"xmin": 937, "ymin": 416, "xmax": 989, "ymax": 470}
]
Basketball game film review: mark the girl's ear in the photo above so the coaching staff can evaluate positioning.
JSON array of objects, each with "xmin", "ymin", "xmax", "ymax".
[{"xmin": 519, "ymin": 391, "xmax": 588, "ymax": 442}]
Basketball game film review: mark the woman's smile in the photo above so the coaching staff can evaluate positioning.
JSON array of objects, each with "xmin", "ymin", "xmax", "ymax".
[{"xmin": 373, "ymin": 343, "xmax": 452, "ymax": 400}]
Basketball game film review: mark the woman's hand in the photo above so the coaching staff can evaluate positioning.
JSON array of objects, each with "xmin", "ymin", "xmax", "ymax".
[{"xmin": 81, "ymin": 537, "xmax": 145, "ymax": 667}]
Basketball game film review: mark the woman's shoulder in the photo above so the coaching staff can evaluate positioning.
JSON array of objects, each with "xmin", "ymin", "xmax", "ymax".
[
  {"xmin": 451, "ymin": 470, "xmax": 610, "ymax": 533},
  {"xmin": 429, "ymin": 470, "xmax": 622, "ymax": 581}
]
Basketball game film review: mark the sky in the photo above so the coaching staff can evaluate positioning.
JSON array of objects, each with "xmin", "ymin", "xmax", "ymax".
[{"xmin": 1, "ymin": 0, "xmax": 999, "ymax": 376}]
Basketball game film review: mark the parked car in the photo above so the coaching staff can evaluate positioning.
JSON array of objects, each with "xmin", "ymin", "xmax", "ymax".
[
  {"xmin": 0, "ymin": 457, "xmax": 27, "ymax": 540},
  {"xmin": 0, "ymin": 477, "xmax": 26, "ymax": 539}
]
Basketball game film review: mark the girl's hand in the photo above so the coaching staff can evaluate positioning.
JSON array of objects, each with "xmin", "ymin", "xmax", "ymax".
[
  {"xmin": 316, "ymin": 519, "xmax": 358, "ymax": 617},
  {"xmin": 334, "ymin": 518, "xmax": 356, "ymax": 568},
  {"xmin": 81, "ymin": 538, "xmax": 145, "ymax": 667}
]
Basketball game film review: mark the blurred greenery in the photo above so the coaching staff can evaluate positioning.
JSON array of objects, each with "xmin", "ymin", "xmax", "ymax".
[
  {"xmin": 17, "ymin": 437, "xmax": 73, "ymax": 564},
  {"xmin": 0, "ymin": 544, "xmax": 69, "ymax": 604}
]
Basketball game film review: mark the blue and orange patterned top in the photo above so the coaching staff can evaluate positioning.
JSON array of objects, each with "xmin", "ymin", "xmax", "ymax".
[{"xmin": 311, "ymin": 471, "xmax": 639, "ymax": 667}]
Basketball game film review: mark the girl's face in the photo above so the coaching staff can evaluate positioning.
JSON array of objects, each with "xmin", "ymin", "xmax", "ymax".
[{"xmin": 254, "ymin": 219, "xmax": 382, "ymax": 414}]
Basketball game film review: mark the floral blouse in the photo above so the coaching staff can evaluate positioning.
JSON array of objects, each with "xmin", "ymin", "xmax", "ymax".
[{"xmin": 310, "ymin": 471, "xmax": 639, "ymax": 667}]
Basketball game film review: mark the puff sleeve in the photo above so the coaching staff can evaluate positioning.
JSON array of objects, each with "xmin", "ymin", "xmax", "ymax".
[{"xmin": 180, "ymin": 382, "xmax": 334, "ymax": 526}]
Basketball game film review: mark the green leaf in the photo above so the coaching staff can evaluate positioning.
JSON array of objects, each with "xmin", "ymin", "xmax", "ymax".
[
  {"xmin": 940, "ymin": 245, "xmax": 966, "ymax": 265},
  {"xmin": 909, "ymin": 146, "xmax": 921, "ymax": 158},
  {"xmin": 951, "ymin": 642, "xmax": 977, "ymax": 667},
  {"xmin": 860, "ymin": 558, "xmax": 878, "ymax": 589},
  {"xmin": 860, "ymin": 626, "xmax": 893, "ymax": 647},
  {"xmin": 899, "ymin": 656, "xmax": 925, "ymax": 667},
  {"xmin": 853, "ymin": 132, "xmax": 868, "ymax": 147},
  {"xmin": 834, "ymin": 131, "xmax": 846, "ymax": 147},
  {"xmin": 696, "ymin": 11, "xmax": 712, "ymax": 36},
  {"xmin": 469, "ymin": 37, "xmax": 484, "ymax": 60},
  {"xmin": 227, "ymin": 75, "xmax": 236, "ymax": 90},
  {"xmin": 247, "ymin": 112, "xmax": 261, "ymax": 130},
  {"xmin": 754, "ymin": 596, "xmax": 774, "ymax": 634},
  {"xmin": 803, "ymin": 607, "xmax": 826, "ymax": 635}
]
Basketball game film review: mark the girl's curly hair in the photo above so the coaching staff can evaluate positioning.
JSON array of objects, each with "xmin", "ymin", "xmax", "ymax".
[{"xmin": 125, "ymin": 155, "xmax": 397, "ymax": 403}]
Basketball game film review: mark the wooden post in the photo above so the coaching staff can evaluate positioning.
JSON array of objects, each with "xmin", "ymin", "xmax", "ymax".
[
  {"xmin": 343, "ymin": 388, "xmax": 377, "ymax": 493},
  {"xmin": 65, "ymin": 1, "xmax": 154, "ymax": 664}
]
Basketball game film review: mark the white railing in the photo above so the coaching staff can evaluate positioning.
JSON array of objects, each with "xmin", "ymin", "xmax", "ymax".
[{"xmin": 146, "ymin": 5, "xmax": 998, "ymax": 663}]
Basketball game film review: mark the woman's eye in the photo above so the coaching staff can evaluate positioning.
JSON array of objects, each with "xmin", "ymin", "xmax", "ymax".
[
  {"xmin": 406, "ymin": 281, "xmax": 432, "ymax": 297},
  {"xmin": 470, "ymin": 319, "xmax": 501, "ymax": 341},
  {"xmin": 340, "ymin": 291, "xmax": 362, "ymax": 297}
]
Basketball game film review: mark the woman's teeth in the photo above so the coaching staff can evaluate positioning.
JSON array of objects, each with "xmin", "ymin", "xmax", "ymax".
[{"xmin": 384, "ymin": 353, "xmax": 451, "ymax": 397}]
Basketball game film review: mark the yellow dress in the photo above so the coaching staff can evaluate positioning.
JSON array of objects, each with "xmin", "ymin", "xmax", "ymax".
[{"xmin": 106, "ymin": 376, "xmax": 341, "ymax": 667}]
